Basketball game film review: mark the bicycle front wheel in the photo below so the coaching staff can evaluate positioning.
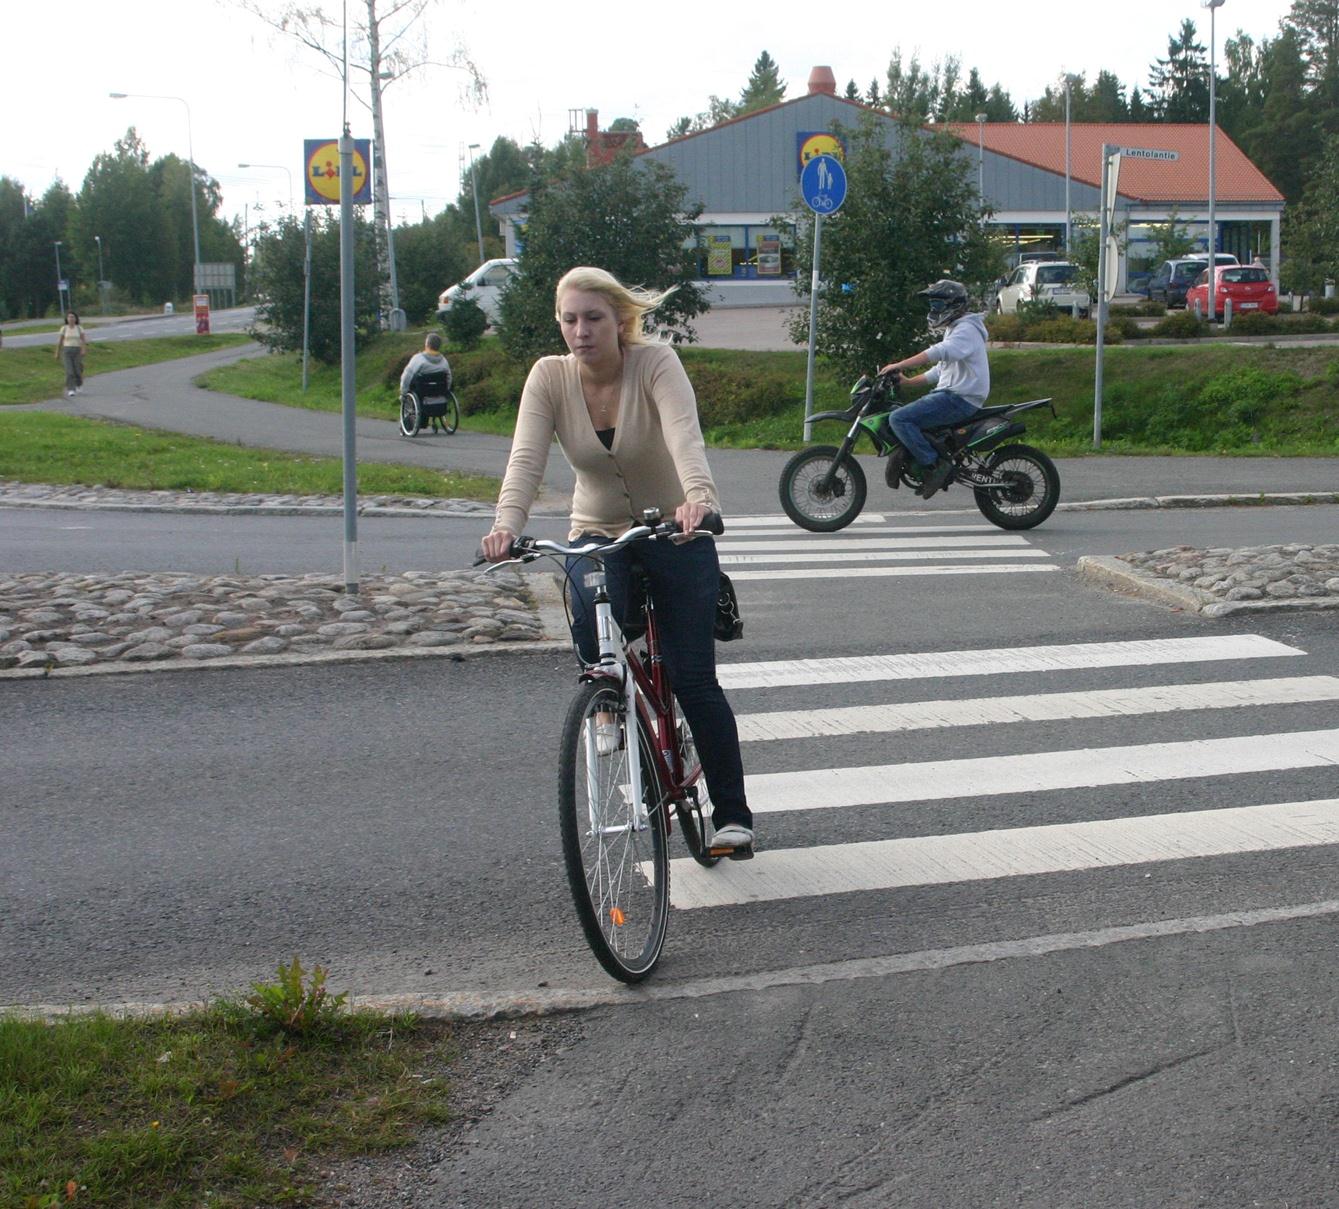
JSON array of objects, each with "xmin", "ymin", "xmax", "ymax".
[{"xmin": 558, "ymin": 680, "xmax": 669, "ymax": 983}]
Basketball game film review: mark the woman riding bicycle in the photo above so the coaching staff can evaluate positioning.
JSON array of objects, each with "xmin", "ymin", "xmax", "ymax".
[{"xmin": 480, "ymin": 266, "xmax": 755, "ymax": 852}]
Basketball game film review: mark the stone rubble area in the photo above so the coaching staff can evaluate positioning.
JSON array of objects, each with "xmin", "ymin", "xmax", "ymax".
[
  {"xmin": 1116, "ymin": 542, "xmax": 1339, "ymax": 603},
  {"xmin": 0, "ymin": 479, "xmax": 495, "ymax": 516},
  {"xmin": 0, "ymin": 569, "xmax": 544, "ymax": 671}
]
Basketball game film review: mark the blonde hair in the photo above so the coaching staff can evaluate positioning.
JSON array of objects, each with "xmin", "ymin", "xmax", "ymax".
[{"xmin": 554, "ymin": 266, "xmax": 676, "ymax": 346}]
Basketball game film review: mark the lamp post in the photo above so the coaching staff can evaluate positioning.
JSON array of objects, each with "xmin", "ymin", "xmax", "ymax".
[
  {"xmin": 53, "ymin": 240, "xmax": 66, "ymax": 314},
  {"xmin": 467, "ymin": 143, "xmax": 485, "ymax": 265},
  {"xmin": 1203, "ymin": 0, "xmax": 1225, "ymax": 322},
  {"xmin": 110, "ymin": 91, "xmax": 201, "ymax": 296},
  {"xmin": 237, "ymin": 162, "xmax": 294, "ymax": 213},
  {"xmin": 94, "ymin": 235, "xmax": 108, "ymax": 314},
  {"xmin": 974, "ymin": 114, "xmax": 987, "ymax": 205},
  {"xmin": 1064, "ymin": 75, "xmax": 1073, "ymax": 255}
]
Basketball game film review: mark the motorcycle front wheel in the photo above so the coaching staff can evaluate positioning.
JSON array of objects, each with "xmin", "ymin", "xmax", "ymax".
[
  {"xmin": 972, "ymin": 443, "xmax": 1060, "ymax": 530},
  {"xmin": 779, "ymin": 445, "xmax": 868, "ymax": 532}
]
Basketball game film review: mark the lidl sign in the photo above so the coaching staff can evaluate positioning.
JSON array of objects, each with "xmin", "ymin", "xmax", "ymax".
[{"xmin": 304, "ymin": 139, "xmax": 372, "ymax": 205}]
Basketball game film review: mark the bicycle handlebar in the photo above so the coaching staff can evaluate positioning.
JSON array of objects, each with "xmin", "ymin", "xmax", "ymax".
[{"xmin": 473, "ymin": 511, "xmax": 724, "ymax": 567}]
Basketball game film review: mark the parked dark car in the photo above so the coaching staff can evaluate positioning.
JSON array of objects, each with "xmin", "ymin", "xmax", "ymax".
[{"xmin": 1146, "ymin": 254, "xmax": 1239, "ymax": 308}]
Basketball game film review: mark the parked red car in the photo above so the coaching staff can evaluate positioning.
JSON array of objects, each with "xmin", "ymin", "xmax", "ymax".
[{"xmin": 1185, "ymin": 265, "xmax": 1278, "ymax": 319}]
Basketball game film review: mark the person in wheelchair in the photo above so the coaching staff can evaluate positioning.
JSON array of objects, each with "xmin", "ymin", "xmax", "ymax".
[
  {"xmin": 399, "ymin": 332, "xmax": 454, "ymax": 433},
  {"xmin": 878, "ymin": 279, "xmax": 990, "ymax": 500}
]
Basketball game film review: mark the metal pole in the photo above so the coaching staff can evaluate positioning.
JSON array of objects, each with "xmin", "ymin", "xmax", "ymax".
[
  {"xmin": 339, "ymin": 127, "xmax": 359, "ymax": 595},
  {"xmin": 1094, "ymin": 145, "xmax": 1113, "ymax": 449},
  {"xmin": 181, "ymin": 98, "xmax": 202, "ymax": 295},
  {"xmin": 976, "ymin": 115, "xmax": 986, "ymax": 203},
  {"xmin": 803, "ymin": 213, "xmax": 823, "ymax": 442},
  {"xmin": 302, "ymin": 208, "xmax": 312, "ymax": 391},
  {"xmin": 53, "ymin": 241, "xmax": 64, "ymax": 314},
  {"xmin": 1064, "ymin": 78, "xmax": 1072, "ymax": 254},
  {"xmin": 468, "ymin": 143, "xmax": 485, "ymax": 264},
  {"xmin": 1205, "ymin": 0, "xmax": 1222, "ymax": 322}
]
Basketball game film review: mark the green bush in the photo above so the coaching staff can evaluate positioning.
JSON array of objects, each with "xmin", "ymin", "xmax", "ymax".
[
  {"xmin": 1308, "ymin": 295, "xmax": 1339, "ymax": 315},
  {"xmin": 442, "ymin": 293, "xmax": 489, "ymax": 349},
  {"xmin": 1110, "ymin": 300, "xmax": 1167, "ymax": 317},
  {"xmin": 1149, "ymin": 312, "xmax": 1209, "ymax": 339},
  {"xmin": 686, "ymin": 361, "xmax": 803, "ymax": 425}
]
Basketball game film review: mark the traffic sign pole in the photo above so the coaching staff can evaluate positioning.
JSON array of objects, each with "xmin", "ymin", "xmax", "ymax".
[
  {"xmin": 799, "ymin": 154, "xmax": 848, "ymax": 440},
  {"xmin": 804, "ymin": 214, "xmax": 823, "ymax": 440}
]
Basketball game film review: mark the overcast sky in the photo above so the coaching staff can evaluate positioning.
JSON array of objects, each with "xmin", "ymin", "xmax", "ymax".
[{"xmin": 5, "ymin": 0, "xmax": 1298, "ymax": 229}]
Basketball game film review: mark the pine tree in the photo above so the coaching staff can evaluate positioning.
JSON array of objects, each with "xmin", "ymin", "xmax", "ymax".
[
  {"xmin": 1148, "ymin": 18, "xmax": 1211, "ymax": 120},
  {"xmin": 738, "ymin": 51, "xmax": 787, "ymax": 114}
]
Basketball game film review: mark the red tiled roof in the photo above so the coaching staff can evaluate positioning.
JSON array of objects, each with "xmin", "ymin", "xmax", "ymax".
[{"xmin": 942, "ymin": 122, "xmax": 1283, "ymax": 204}]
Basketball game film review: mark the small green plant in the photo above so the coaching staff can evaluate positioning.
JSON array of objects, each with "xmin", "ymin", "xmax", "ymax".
[
  {"xmin": 1308, "ymin": 295, "xmax": 1339, "ymax": 315},
  {"xmin": 246, "ymin": 957, "xmax": 348, "ymax": 1035},
  {"xmin": 1015, "ymin": 296, "xmax": 1061, "ymax": 323},
  {"xmin": 442, "ymin": 290, "xmax": 489, "ymax": 349},
  {"xmin": 1149, "ymin": 311, "xmax": 1208, "ymax": 339}
]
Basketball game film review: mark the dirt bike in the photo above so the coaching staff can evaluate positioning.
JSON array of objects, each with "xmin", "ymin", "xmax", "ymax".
[{"xmin": 778, "ymin": 371, "xmax": 1061, "ymax": 532}]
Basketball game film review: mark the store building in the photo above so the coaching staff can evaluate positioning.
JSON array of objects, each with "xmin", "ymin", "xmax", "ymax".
[{"xmin": 488, "ymin": 67, "xmax": 1284, "ymax": 298}]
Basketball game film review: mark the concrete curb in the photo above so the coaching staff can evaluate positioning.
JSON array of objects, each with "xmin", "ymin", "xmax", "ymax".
[
  {"xmin": 0, "ymin": 575, "xmax": 571, "ymax": 681},
  {"xmin": 1076, "ymin": 554, "xmax": 1339, "ymax": 617}
]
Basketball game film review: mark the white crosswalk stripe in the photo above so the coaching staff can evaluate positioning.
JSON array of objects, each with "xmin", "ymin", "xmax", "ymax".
[
  {"xmin": 718, "ymin": 513, "xmax": 1058, "ymax": 580},
  {"xmin": 665, "ymin": 632, "xmax": 1339, "ymax": 911}
]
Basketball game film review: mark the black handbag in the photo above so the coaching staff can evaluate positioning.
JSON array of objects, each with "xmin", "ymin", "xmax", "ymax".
[{"xmin": 714, "ymin": 572, "xmax": 743, "ymax": 642}]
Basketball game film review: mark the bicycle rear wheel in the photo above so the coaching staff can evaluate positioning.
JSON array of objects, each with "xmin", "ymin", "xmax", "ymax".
[{"xmin": 558, "ymin": 680, "xmax": 669, "ymax": 983}]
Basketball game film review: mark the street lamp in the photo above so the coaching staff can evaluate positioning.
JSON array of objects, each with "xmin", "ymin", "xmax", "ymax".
[
  {"xmin": 237, "ymin": 162, "xmax": 295, "ymax": 212},
  {"xmin": 1203, "ymin": 0, "xmax": 1225, "ymax": 322},
  {"xmin": 94, "ymin": 235, "xmax": 108, "ymax": 314},
  {"xmin": 94, "ymin": 235, "xmax": 105, "ymax": 283},
  {"xmin": 110, "ymin": 91, "xmax": 201, "ymax": 295},
  {"xmin": 974, "ymin": 114, "xmax": 988, "ymax": 205},
  {"xmin": 467, "ymin": 143, "xmax": 485, "ymax": 265},
  {"xmin": 53, "ymin": 240, "xmax": 65, "ymax": 313},
  {"xmin": 1063, "ymin": 75, "xmax": 1073, "ymax": 255}
]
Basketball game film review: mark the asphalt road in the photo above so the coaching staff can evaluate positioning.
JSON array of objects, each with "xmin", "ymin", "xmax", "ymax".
[
  {"xmin": 6, "ymin": 325, "xmax": 1339, "ymax": 1206},
  {"xmin": 2, "ymin": 306, "xmax": 259, "ymax": 348}
]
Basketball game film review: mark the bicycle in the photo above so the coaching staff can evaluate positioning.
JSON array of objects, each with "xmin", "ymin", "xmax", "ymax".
[{"xmin": 482, "ymin": 509, "xmax": 746, "ymax": 983}]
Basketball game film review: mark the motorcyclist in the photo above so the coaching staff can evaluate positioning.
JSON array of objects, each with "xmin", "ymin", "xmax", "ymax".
[{"xmin": 879, "ymin": 280, "xmax": 990, "ymax": 500}]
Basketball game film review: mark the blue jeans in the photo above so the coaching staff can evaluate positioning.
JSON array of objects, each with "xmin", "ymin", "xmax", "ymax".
[
  {"xmin": 566, "ymin": 534, "xmax": 751, "ymax": 831},
  {"xmin": 889, "ymin": 389, "xmax": 981, "ymax": 467}
]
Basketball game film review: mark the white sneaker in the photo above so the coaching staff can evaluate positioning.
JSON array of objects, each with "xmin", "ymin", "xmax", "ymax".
[
  {"xmin": 710, "ymin": 823, "xmax": 754, "ymax": 850},
  {"xmin": 66, "ymin": 390, "xmax": 75, "ymax": 397}
]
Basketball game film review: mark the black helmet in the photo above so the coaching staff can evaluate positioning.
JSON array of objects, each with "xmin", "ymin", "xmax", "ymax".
[{"xmin": 918, "ymin": 279, "xmax": 969, "ymax": 331}]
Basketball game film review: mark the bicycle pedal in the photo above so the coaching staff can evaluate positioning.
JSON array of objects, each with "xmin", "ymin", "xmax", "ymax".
[{"xmin": 708, "ymin": 842, "xmax": 754, "ymax": 861}]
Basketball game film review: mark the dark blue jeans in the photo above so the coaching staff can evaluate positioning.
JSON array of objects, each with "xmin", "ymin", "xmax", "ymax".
[
  {"xmin": 890, "ymin": 389, "xmax": 981, "ymax": 467},
  {"xmin": 566, "ymin": 535, "xmax": 752, "ymax": 831}
]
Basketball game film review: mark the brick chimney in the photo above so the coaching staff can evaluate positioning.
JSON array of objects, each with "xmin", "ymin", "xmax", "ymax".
[
  {"xmin": 583, "ymin": 109, "xmax": 647, "ymax": 168},
  {"xmin": 807, "ymin": 66, "xmax": 836, "ymax": 96}
]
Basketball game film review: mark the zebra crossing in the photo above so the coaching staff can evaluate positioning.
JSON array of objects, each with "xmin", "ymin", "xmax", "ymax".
[
  {"xmin": 718, "ymin": 513, "xmax": 1059, "ymax": 581},
  {"xmin": 671, "ymin": 632, "xmax": 1339, "ymax": 911}
]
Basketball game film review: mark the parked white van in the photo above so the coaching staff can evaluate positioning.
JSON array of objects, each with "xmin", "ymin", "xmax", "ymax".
[{"xmin": 436, "ymin": 258, "xmax": 517, "ymax": 324}]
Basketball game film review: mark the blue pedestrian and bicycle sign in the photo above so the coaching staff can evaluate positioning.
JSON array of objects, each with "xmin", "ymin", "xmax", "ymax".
[{"xmin": 800, "ymin": 154, "xmax": 847, "ymax": 215}]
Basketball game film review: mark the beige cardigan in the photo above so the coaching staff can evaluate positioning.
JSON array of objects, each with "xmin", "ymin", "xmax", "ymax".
[{"xmin": 494, "ymin": 342, "xmax": 720, "ymax": 540}]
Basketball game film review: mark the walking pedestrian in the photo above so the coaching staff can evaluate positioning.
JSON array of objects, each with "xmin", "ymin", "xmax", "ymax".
[{"xmin": 54, "ymin": 311, "xmax": 88, "ymax": 397}]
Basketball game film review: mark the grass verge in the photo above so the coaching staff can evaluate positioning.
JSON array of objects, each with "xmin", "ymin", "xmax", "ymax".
[
  {"xmin": 1, "ymin": 1000, "xmax": 454, "ymax": 1208},
  {"xmin": 200, "ymin": 334, "xmax": 1339, "ymax": 458},
  {"xmin": 0, "ymin": 412, "xmax": 498, "ymax": 500},
  {"xmin": 0, "ymin": 335, "xmax": 253, "ymax": 406}
]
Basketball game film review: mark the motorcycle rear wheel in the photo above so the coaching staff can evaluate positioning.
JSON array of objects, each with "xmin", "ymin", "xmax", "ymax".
[
  {"xmin": 779, "ymin": 445, "xmax": 868, "ymax": 532},
  {"xmin": 973, "ymin": 443, "xmax": 1060, "ymax": 530}
]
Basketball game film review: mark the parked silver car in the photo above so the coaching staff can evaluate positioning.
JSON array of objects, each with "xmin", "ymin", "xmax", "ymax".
[{"xmin": 994, "ymin": 261, "xmax": 1091, "ymax": 317}]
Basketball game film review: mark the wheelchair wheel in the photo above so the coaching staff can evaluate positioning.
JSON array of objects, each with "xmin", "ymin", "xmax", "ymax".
[
  {"xmin": 441, "ymin": 391, "xmax": 460, "ymax": 435},
  {"xmin": 399, "ymin": 392, "xmax": 421, "ymax": 437}
]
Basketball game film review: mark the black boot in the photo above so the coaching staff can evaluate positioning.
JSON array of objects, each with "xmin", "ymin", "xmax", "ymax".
[{"xmin": 915, "ymin": 458, "xmax": 953, "ymax": 499}]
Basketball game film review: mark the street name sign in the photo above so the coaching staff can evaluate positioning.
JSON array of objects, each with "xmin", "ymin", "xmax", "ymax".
[{"xmin": 1120, "ymin": 146, "xmax": 1179, "ymax": 161}]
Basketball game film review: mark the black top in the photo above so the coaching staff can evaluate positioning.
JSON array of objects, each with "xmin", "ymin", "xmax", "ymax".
[{"xmin": 595, "ymin": 427, "xmax": 615, "ymax": 450}]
